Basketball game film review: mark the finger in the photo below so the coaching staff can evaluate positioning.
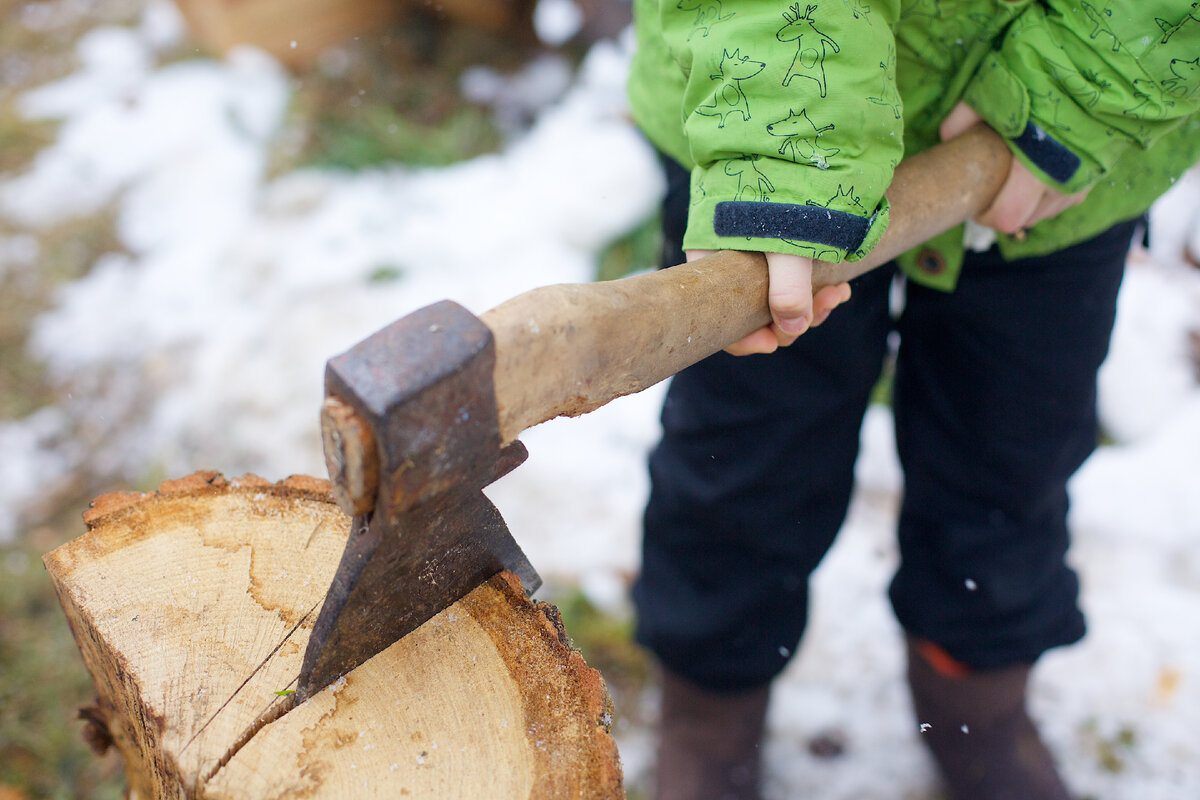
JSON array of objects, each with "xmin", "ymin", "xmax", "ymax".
[
  {"xmin": 824, "ymin": 281, "xmax": 852, "ymax": 308},
  {"xmin": 976, "ymin": 160, "xmax": 1045, "ymax": 234},
  {"xmin": 765, "ymin": 252, "xmax": 814, "ymax": 344},
  {"xmin": 939, "ymin": 102, "xmax": 983, "ymax": 142},
  {"xmin": 1026, "ymin": 185, "xmax": 1091, "ymax": 229},
  {"xmin": 1027, "ymin": 192, "xmax": 1072, "ymax": 229},
  {"xmin": 810, "ymin": 282, "xmax": 851, "ymax": 328},
  {"xmin": 684, "ymin": 249, "xmax": 716, "ymax": 264},
  {"xmin": 724, "ymin": 327, "xmax": 780, "ymax": 356}
]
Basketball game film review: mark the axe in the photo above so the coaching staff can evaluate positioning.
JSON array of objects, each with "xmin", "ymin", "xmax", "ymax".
[{"xmin": 294, "ymin": 125, "xmax": 1012, "ymax": 701}]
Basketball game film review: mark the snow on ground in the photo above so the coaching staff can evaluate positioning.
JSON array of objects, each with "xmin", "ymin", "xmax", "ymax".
[{"xmin": 2, "ymin": 4, "xmax": 1198, "ymax": 798}]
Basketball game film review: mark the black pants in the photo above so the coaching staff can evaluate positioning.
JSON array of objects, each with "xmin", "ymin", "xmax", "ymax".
[{"xmin": 635, "ymin": 157, "xmax": 1138, "ymax": 691}]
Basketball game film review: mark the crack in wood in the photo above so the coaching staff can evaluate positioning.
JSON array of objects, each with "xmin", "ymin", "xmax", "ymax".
[
  {"xmin": 200, "ymin": 684, "xmax": 300, "ymax": 790},
  {"xmin": 178, "ymin": 601, "xmax": 320, "ymax": 787},
  {"xmin": 303, "ymin": 520, "xmax": 325, "ymax": 551}
]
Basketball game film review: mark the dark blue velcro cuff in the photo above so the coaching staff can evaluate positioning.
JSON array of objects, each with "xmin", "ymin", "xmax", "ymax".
[
  {"xmin": 713, "ymin": 201, "xmax": 872, "ymax": 251},
  {"xmin": 1011, "ymin": 122, "xmax": 1081, "ymax": 185}
]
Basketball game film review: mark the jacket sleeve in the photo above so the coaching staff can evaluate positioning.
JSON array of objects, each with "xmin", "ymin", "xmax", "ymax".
[
  {"xmin": 963, "ymin": 1, "xmax": 1200, "ymax": 195},
  {"xmin": 662, "ymin": 1, "xmax": 904, "ymax": 263}
]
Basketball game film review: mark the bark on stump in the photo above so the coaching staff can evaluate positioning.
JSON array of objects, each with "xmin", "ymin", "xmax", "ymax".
[{"xmin": 43, "ymin": 471, "xmax": 622, "ymax": 799}]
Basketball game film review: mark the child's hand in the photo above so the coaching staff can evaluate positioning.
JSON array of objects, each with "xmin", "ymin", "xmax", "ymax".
[
  {"xmin": 686, "ymin": 250, "xmax": 853, "ymax": 356},
  {"xmin": 939, "ymin": 102, "xmax": 1089, "ymax": 236}
]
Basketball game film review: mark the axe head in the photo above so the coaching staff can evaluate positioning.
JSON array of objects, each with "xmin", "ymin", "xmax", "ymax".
[{"xmin": 295, "ymin": 301, "xmax": 540, "ymax": 703}]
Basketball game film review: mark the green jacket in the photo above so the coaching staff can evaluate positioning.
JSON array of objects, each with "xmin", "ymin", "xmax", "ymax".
[{"xmin": 628, "ymin": 0, "xmax": 1200, "ymax": 289}]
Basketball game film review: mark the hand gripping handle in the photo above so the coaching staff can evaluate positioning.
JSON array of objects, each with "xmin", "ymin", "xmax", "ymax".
[
  {"xmin": 323, "ymin": 125, "xmax": 1011, "ymax": 515},
  {"xmin": 483, "ymin": 125, "xmax": 1010, "ymax": 442}
]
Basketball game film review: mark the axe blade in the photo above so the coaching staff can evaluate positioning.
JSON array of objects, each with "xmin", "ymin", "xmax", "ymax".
[{"xmin": 295, "ymin": 484, "xmax": 540, "ymax": 702}]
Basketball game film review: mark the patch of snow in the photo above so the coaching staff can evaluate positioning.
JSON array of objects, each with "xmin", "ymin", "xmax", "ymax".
[
  {"xmin": 0, "ymin": 233, "xmax": 39, "ymax": 283},
  {"xmin": 138, "ymin": 0, "xmax": 185, "ymax": 51},
  {"xmin": 1097, "ymin": 263, "xmax": 1200, "ymax": 443},
  {"xmin": 461, "ymin": 55, "xmax": 574, "ymax": 134},
  {"xmin": 1148, "ymin": 165, "xmax": 1200, "ymax": 271},
  {"xmin": 1071, "ymin": 394, "xmax": 1200, "ymax": 545},
  {"xmin": 0, "ymin": 408, "xmax": 81, "ymax": 542},
  {"xmin": 3, "ymin": 46, "xmax": 288, "ymax": 227},
  {"xmin": 534, "ymin": 0, "xmax": 583, "ymax": 46},
  {"xmin": 1, "ymin": 8, "xmax": 1198, "ymax": 797},
  {"xmin": 1, "ymin": 20, "xmax": 663, "ymax": 549}
]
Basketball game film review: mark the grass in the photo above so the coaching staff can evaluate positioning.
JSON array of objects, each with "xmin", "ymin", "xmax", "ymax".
[
  {"xmin": 296, "ymin": 97, "xmax": 501, "ymax": 171},
  {"xmin": 595, "ymin": 214, "xmax": 663, "ymax": 283},
  {"xmin": 0, "ymin": 109, "xmax": 54, "ymax": 175},
  {"xmin": 553, "ymin": 588, "xmax": 653, "ymax": 703},
  {"xmin": 1079, "ymin": 717, "xmax": 1140, "ymax": 776},
  {"xmin": 0, "ymin": 5, "xmax": 134, "ymax": 795},
  {"xmin": 265, "ymin": 14, "xmax": 533, "ymax": 176},
  {"xmin": 0, "ymin": 529, "xmax": 126, "ymax": 800},
  {"xmin": 0, "ymin": 209, "xmax": 124, "ymax": 419},
  {"xmin": 0, "ymin": 0, "xmax": 135, "ymax": 421}
]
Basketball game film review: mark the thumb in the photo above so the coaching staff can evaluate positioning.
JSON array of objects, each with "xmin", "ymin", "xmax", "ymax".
[{"xmin": 765, "ymin": 252, "xmax": 814, "ymax": 339}]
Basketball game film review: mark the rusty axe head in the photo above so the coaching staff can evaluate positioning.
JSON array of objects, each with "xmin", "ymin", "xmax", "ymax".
[{"xmin": 295, "ymin": 301, "xmax": 540, "ymax": 702}]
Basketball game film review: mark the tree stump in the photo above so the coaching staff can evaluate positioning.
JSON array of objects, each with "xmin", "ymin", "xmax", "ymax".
[{"xmin": 43, "ymin": 472, "xmax": 622, "ymax": 799}]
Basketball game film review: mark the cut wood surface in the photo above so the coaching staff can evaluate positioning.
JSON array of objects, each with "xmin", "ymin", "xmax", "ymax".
[{"xmin": 44, "ymin": 471, "xmax": 622, "ymax": 799}]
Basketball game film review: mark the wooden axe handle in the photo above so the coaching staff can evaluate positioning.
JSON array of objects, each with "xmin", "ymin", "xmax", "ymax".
[
  {"xmin": 323, "ymin": 126, "xmax": 1010, "ymax": 515},
  {"xmin": 483, "ymin": 124, "xmax": 1011, "ymax": 443}
]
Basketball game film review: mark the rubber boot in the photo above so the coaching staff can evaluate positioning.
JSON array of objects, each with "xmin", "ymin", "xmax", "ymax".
[
  {"xmin": 654, "ymin": 669, "xmax": 771, "ymax": 800},
  {"xmin": 906, "ymin": 636, "xmax": 1071, "ymax": 800}
]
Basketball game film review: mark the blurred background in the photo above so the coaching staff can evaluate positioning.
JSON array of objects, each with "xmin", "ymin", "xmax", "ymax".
[{"xmin": 1, "ymin": 1, "xmax": 1198, "ymax": 798}]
